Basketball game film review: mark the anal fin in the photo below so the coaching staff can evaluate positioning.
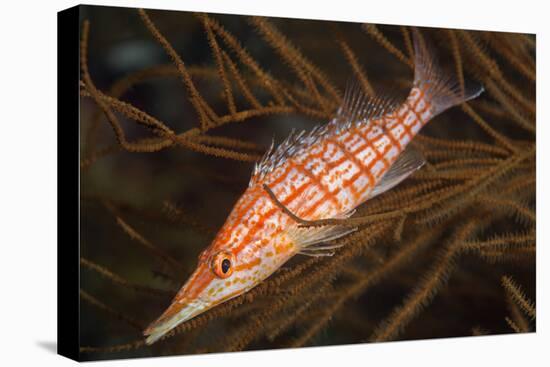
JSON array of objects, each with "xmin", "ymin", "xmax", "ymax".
[{"xmin": 367, "ymin": 145, "xmax": 426, "ymax": 200}]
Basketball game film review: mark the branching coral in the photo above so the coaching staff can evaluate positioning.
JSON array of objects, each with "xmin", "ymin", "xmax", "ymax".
[{"xmin": 78, "ymin": 7, "xmax": 535, "ymax": 359}]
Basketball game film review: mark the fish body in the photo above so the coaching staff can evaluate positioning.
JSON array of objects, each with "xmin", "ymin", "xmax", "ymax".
[{"xmin": 144, "ymin": 30, "xmax": 484, "ymax": 344}]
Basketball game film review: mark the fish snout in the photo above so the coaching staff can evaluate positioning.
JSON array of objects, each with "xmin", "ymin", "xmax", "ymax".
[
  {"xmin": 144, "ymin": 263, "xmax": 214, "ymax": 344},
  {"xmin": 143, "ymin": 296, "xmax": 209, "ymax": 345}
]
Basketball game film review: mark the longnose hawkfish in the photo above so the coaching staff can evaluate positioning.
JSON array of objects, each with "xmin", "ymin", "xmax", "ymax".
[{"xmin": 144, "ymin": 29, "xmax": 483, "ymax": 344}]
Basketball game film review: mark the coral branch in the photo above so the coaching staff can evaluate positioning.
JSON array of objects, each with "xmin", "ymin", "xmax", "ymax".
[{"xmin": 501, "ymin": 275, "xmax": 536, "ymax": 320}]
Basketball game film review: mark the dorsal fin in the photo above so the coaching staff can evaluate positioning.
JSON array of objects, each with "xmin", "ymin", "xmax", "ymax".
[
  {"xmin": 332, "ymin": 79, "xmax": 401, "ymax": 132},
  {"xmin": 367, "ymin": 145, "xmax": 426, "ymax": 199},
  {"xmin": 250, "ymin": 125, "xmax": 332, "ymax": 186},
  {"xmin": 250, "ymin": 80, "xmax": 402, "ymax": 186}
]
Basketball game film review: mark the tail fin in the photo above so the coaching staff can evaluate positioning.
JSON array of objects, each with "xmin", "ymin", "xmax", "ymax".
[{"xmin": 411, "ymin": 28, "xmax": 484, "ymax": 116}]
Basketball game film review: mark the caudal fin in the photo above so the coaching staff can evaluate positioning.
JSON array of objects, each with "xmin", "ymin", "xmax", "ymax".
[{"xmin": 412, "ymin": 28, "xmax": 484, "ymax": 116}]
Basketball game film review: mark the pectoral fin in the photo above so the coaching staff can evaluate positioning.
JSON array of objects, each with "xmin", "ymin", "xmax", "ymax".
[
  {"xmin": 288, "ymin": 224, "xmax": 357, "ymax": 257},
  {"xmin": 263, "ymin": 183, "xmax": 357, "ymax": 257}
]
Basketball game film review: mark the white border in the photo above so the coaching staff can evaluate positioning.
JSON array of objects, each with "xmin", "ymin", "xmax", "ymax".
[{"xmin": 0, "ymin": 0, "xmax": 546, "ymax": 366}]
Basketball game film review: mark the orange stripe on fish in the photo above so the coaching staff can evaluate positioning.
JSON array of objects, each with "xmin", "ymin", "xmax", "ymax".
[
  {"xmin": 294, "ymin": 159, "xmax": 340, "ymax": 208},
  {"xmin": 380, "ymin": 116, "xmax": 404, "ymax": 155},
  {"xmin": 326, "ymin": 136, "xmax": 366, "ymax": 200},
  {"xmin": 234, "ymin": 257, "xmax": 262, "ymax": 271}
]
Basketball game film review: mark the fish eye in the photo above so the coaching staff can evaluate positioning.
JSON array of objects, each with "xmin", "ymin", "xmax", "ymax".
[
  {"xmin": 221, "ymin": 258, "xmax": 231, "ymax": 274},
  {"xmin": 211, "ymin": 251, "xmax": 234, "ymax": 278}
]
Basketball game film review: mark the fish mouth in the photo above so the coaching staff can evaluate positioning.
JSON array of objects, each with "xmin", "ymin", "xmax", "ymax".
[{"xmin": 143, "ymin": 298, "xmax": 209, "ymax": 345}]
